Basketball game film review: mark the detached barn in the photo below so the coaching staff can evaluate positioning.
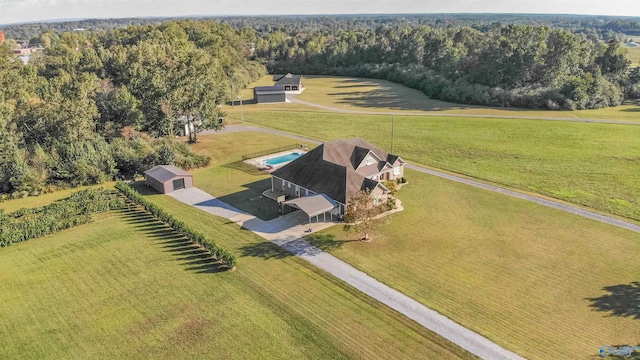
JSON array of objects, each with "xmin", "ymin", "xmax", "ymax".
[
  {"xmin": 254, "ymin": 86, "xmax": 286, "ymax": 104},
  {"xmin": 144, "ymin": 165, "xmax": 193, "ymax": 194}
]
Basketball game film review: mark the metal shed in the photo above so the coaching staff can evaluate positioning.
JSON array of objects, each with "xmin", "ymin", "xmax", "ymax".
[
  {"xmin": 144, "ymin": 165, "xmax": 194, "ymax": 194},
  {"xmin": 254, "ymin": 86, "xmax": 286, "ymax": 104}
]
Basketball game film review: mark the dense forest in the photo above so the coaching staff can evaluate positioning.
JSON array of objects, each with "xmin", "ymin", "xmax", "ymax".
[
  {"xmin": 0, "ymin": 20, "xmax": 264, "ymax": 196},
  {"xmin": 257, "ymin": 24, "xmax": 640, "ymax": 109},
  {"xmin": 1, "ymin": 15, "xmax": 640, "ymax": 196}
]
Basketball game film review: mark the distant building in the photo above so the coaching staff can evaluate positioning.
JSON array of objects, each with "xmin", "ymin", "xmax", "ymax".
[
  {"xmin": 627, "ymin": 42, "xmax": 640, "ymax": 47},
  {"xmin": 273, "ymin": 73, "xmax": 304, "ymax": 92},
  {"xmin": 254, "ymin": 85, "xmax": 286, "ymax": 104},
  {"xmin": 144, "ymin": 165, "xmax": 194, "ymax": 194},
  {"xmin": 0, "ymin": 31, "xmax": 5, "ymax": 45}
]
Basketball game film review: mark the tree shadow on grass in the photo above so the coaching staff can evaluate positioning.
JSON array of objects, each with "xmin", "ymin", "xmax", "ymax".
[
  {"xmin": 586, "ymin": 282, "xmax": 640, "ymax": 320},
  {"xmin": 239, "ymin": 234, "xmax": 357, "ymax": 260},
  {"xmin": 129, "ymin": 181, "xmax": 161, "ymax": 195},
  {"xmin": 239, "ymin": 241, "xmax": 293, "ymax": 260},
  {"xmin": 305, "ymin": 233, "xmax": 358, "ymax": 252},
  {"xmin": 120, "ymin": 207, "xmax": 228, "ymax": 273}
]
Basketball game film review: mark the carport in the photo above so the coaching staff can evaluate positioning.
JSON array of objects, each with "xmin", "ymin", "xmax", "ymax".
[{"xmin": 282, "ymin": 193, "xmax": 338, "ymax": 223}]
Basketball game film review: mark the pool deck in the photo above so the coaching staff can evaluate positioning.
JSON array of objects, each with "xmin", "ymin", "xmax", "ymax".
[{"xmin": 244, "ymin": 149, "xmax": 307, "ymax": 171}]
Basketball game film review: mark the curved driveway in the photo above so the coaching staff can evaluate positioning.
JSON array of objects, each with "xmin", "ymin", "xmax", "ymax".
[{"xmin": 287, "ymin": 95, "xmax": 640, "ymax": 125}]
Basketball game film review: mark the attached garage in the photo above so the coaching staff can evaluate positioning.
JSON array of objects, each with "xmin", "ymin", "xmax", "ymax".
[
  {"xmin": 144, "ymin": 165, "xmax": 194, "ymax": 194},
  {"xmin": 254, "ymin": 86, "xmax": 286, "ymax": 104}
]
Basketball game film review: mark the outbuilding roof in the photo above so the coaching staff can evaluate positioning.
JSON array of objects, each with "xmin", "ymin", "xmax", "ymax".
[
  {"xmin": 283, "ymin": 193, "xmax": 337, "ymax": 218},
  {"xmin": 254, "ymin": 85, "xmax": 286, "ymax": 94},
  {"xmin": 274, "ymin": 73, "xmax": 303, "ymax": 86},
  {"xmin": 144, "ymin": 165, "xmax": 192, "ymax": 183}
]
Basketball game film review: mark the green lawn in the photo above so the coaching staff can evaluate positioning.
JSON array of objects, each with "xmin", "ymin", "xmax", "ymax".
[
  {"xmin": 307, "ymin": 168, "xmax": 640, "ymax": 359},
  {"xmin": 226, "ymin": 109, "xmax": 640, "ymax": 222},
  {"xmin": 189, "ymin": 131, "xmax": 304, "ymax": 219},
  {"xmin": 0, "ymin": 204, "xmax": 472, "ymax": 359},
  {"xmin": 240, "ymin": 75, "xmax": 640, "ymax": 122},
  {"xmin": 627, "ymin": 46, "xmax": 640, "ymax": 66}
]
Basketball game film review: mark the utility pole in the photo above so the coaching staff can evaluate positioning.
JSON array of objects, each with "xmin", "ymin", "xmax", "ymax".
[
  {"xmin": 391, "ymin": 114, "xmax": 395, "ymax": 154},
  {"xmin": 240, "ymin": 94, "xmax": 244, "ymax": 122}
]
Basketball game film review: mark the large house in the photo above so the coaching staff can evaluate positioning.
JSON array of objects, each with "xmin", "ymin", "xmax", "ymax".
[
  {"xmin": 271, "ymin": 138, "xmax": 405, "ymax": 215},
  {"xmin": 273, "ymin": 73, "xmax": 304, "ymax": 92}
]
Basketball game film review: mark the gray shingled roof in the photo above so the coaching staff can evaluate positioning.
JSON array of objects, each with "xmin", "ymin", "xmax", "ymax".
[
  {"xmin": 272, "ymin": 138, "xmax": 400, "ymax": 204},
  {"xmin": 254, "ymin": 86, "xmax": 285, "ymax": 94},
  {"xmin": 274, "ymin": 73, "xmax": 302, "ymax": 86},
  {"xmin": 144, "ymin": 165, "xmax": 192, "ymax": 183}
]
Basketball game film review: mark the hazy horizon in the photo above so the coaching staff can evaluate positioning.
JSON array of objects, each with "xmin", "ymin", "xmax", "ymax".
[{"xmin": 1, "ymin": 0, "xmax": 640, "ymax": 26}]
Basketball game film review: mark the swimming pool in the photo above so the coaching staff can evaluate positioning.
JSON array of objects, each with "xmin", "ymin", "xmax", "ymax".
[{"xmin": 266, "ymin": 152, "xmax": 303, "ymax": 166}]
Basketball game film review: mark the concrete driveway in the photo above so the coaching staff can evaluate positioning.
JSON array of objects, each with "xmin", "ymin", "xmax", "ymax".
[{"xmin": 169, "ymin": 187, "xmax": 524, "ymax": 360}]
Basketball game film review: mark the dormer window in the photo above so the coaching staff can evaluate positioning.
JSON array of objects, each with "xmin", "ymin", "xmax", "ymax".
[{"xmin": 366, "ymin": 157, "xmax": 373, "ymax": 166}]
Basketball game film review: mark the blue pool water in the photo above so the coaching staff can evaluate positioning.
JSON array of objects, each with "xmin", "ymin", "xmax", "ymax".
[{"xmin": 266, "ymin": 152, "xmax": 303, "ymax": 166}]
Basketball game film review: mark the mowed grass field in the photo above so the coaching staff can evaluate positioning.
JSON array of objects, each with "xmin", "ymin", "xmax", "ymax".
[
  {"xmin": 307, "ymin": 168, "xmax": 640, "ymax": 359},
  {"xmin": 627, "ymin": 46, "xmax": 640, "ymax": 66},
  {"xmin": 225, "ymin": 108, "xmax": 640, "ymax": 221},
  {"xmin": 241, "ymin": 75, "xmax": 640, "ymax": 122},
  {"xmin": 0, "ymin": 202, "xmax": 471, "ymax": 359}
]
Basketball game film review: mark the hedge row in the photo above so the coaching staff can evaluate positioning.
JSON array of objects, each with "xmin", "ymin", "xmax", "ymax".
[
  {"xmin": 0, "ymin": 189, "xmax": 124, "ymax": 247},
  {"xmin": 115, "ymin": 182, "xmax": 237, "ymax": 269}
]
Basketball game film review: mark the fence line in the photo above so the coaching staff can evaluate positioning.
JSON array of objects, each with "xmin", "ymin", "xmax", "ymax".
[{"xmin": 241, "ymin": 144, "xmax": 302, "ymax": 161}]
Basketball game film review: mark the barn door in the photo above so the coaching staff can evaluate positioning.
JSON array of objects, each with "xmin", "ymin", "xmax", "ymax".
[{"xmin": 173, "ymin": 178, "xmax": 185, "ymax": 190}]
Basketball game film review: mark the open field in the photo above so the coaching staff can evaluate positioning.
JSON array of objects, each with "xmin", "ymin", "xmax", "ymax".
[
  {"xmin": 307, "ymin": 168, "xmax": 640, "ymax": 359},
  {"xmin": 239, "ymin": 75, "xmax": 640, "ymax": 122},
  {"xmin": 224, "ymin": 109, "xmax": 640, "ymax": 222},
  {"xmin": 627, "ymin": 46, "xmax": 640, "ymax": 66},
  {"xmin": 0, "ymin": 203, "xmax": 471, "ymax": 359}
]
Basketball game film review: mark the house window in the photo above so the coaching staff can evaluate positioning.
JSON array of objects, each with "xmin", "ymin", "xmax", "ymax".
[
  {"xmin": 366, "ymin": 157, "xmax": 373, "ymax": 166},
  {"xmin": 292, "ymin": 86, "xmax": 298, "ymax": 91},
  {"xmin": 282, "ymin": 180, "xmax": 285, "ymax": 190},
  {"xmin": 394, "ymin": 167, "xmax": 401, "ymax": 175},
  {"xmin": 372, "ymin": 175, "xmax": 377, "ymax": 180},
  {"xmin": 374, "ymin": 194, "xmax": 381, "ymax": 206},
  {"xmin": 288, "ymin": 182, "xmax": 291, "ymax": 188},
  {"xmin": 295, "ymin": 185, "xmax": 300, "ymax": 197}
]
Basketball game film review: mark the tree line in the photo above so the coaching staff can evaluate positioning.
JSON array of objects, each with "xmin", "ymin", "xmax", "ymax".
[
  {"xmin": 257, "ymin": 24, "xmax": 640, "ymax": 109},
  {"xmin": 4, "ymin": 14, "xmax": 640, "ymax": 44},
  {"xmin": 0, "ymin": 20, "xmax": 264, "ymax": 196}
]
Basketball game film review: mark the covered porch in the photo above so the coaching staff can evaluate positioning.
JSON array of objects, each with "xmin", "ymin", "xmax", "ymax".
[{"xmin": 282, "ymin": 193, "xmax": 338, "ymax": 223}]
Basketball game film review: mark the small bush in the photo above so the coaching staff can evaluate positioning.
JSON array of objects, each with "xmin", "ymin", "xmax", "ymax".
[{"xmin": 400, "ymin": 177, "xmax": 407, "ymax": 184}]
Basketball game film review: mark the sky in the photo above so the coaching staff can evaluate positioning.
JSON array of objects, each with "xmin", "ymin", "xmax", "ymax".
[{"xmin": 1, "ymin": 0, "xmax": 640, "ymax": 25}]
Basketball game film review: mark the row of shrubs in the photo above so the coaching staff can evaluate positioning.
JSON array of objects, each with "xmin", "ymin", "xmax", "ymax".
[
  {"xmin": 115, "ymin": 182, "xmax": 237, "ymax": 269},
  {"xmin": 0, "ymin": 189, "xmax": 124, "ymax": 247}
]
